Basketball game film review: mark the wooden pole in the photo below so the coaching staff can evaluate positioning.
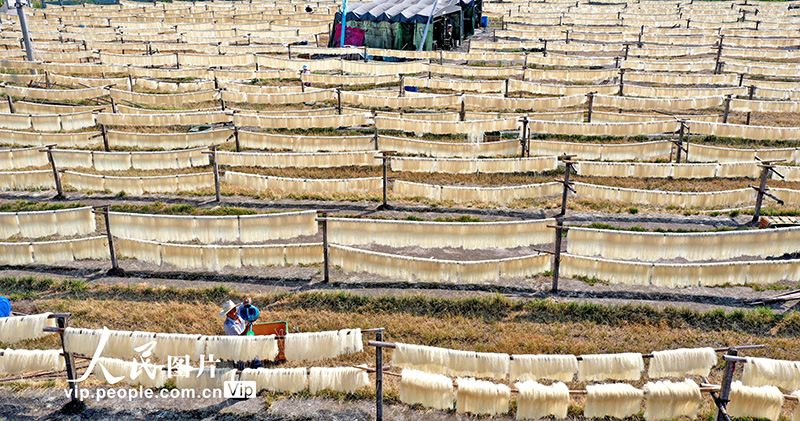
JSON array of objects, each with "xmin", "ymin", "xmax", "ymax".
[
  {"xmin": 618, "ymin": 69, "xmax": 625, "ymax": 96},
  {"xmin": 552, "ymin": 218, "xmax": 564, "ymax": 293},
  {"xmin": 746, "ymin": 85, "xmax": 755, "ymax": 125},
  {"xmin": 212, "ymin": 146, "xmax": 221, "ymax": 202},
  {"xmin": 459, "ymin": 100, "xmax": 466, "ymax": 122},
  {"xmin": 586, "ymin": 92, "xmax": 595, "ymax": 123},
  {"xmin": 559, "ymin": 159, "xmax": 575, "ymax": 217},
  {"xmin": 520, "ymin": 116, "xmax": 528, "ymax": 157},
  {"xmin": 101, "ymin": 125, "xmax": 110, "ymax": 152},
  {"xmin": 752, "ymin": 164, "xmax": 771, "ymax": 224},
  {"xmin": 504, "ymin": 78, "xmax": 509, "ymax": 98},
  {"xmin": 714, "ymin": 348, "xmax": 738, "ymax": 421},
  {"xmin": 6, "ymin": 95, "xmax": 14, "ymax": 114},
  {"xmin": 234, "ymin": 127, "xmax": 240, "ymax": 152},
  {"xmin": 376, "ymin": 152, "xmax": 393, "ymax": 210},
  {"xmin": 722, "ymin": 94, "xmax": 731, "ymax": 123},
  {"xmin": 336, "ymin": 88, "xmax": 342, "ymax": 115},
  {"xmin": 93, "ymin": 206, "xmax": 124, "ymax": 276},
  {"xmin": 676, "ymin": 121, "xmax": 686, "ymax": 163},
  {"xmin": 714, "ymin": 35, "xmax": 724, "ymax": 75},
  {"xmin": 42, "ymin": 146, "xmax": 63, "ymax": 199},
  {"xmin": 375, "ymin": 330, "xmax": 384, "ymax": 421},
  {"xmin": 399, "ymin": 74, "xmax": 405, "ymax": 97},
  {"xmin": 320, "ymin": 212, "xmax": 329, "ymax": 282},
  {"xmin": 56, "ymin": 315, "xmax": 80, "ymax": 403}
]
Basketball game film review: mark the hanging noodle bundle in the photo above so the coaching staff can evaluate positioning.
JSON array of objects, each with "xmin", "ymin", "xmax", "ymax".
[
  {"xmin": 584, "ymin": 383, "xmax": 644, "ymax": 418},
  {"xmin": 62, "ymin": 327, "xmax": 104, "ymax": 358},
  {"xmin": 455, "ymin": 377, "xmax": 511, "ymax": 416},
  {"xmin": 727, "ymin": 381, "xmax": 784, "ymax": 421},
  {"xmin": 643, "ymin": 379, "xmax": 703, "ymax": 421},
  {"xmin": 510, "ymin": 354, "xmax": 579, "ymax": 382},
  {"xmin": 284, "ymin": 330, "xmax": 348, "ymax": 362},
  {"xmin": 0, "ymin": 313, "xmax": 56, "ymax": 344},
  {"xmin": 648, "ymin": 348, "xmax": 718, "ymax": 378},
  {"xmin": 204, "ymin": 335, "xmax": 278, "ymax": 362},
  {"xmin": 151, "ymin": 333, "xmax": 205, "ymax": 363},
  {"xmin": 515, "ymin": 381, "xmax": 569, "ymax": 420},
  {"xmin": 447, "ymin": 350, "xmax": 510, "ymax": 380},
  {"xmin": 94, "ymin": 357, "xmax": 167, "ymax": 388},
  {"xmin": 339, "ymin": 329, "xmax": 363, "ymax": 354},
  {"xmin": 579, "ymin": 353, "xmax": 645, "ymax": 381},
  {"xmin": 308, "ymin": 367, "xmax": 370, "ymax": 394},
  {"xmin": 392, "ymin": 343, "xmax": 449, "ymax": 375},
  {"xmin": 240, "ymin": 367, "xmax": 308, "ymax": 393},
  {"xmin": 742, "ymin": 357, "xmax": 800, "ymax": 392},
  {"xmin": 399, "ymin": 368, "xmax": 454, "ymax": 410},
  {"xmin": 175, "ymin": 367, "xmax": 237, "ymax": 391},
  {"xmin": 0, "ymin": 348, "xmax": 64, "ymax": 375}
]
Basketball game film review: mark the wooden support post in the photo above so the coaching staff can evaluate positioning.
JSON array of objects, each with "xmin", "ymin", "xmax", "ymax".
[
  {"xmin": 738, "ymin": 73, "xmax": 744, "ymax": 87},
  {"xmin": 336, "ymin": 88, "xmax": 342, "ymax": 115},
  {"xmin": 746, "ymin": 85, "xmax": 755, "ymax": 125},
  {"xmin": 45, "ymin": 71, "xmax": 51, "ymax": 89},
  {"xmin": 675, "ymin": 121, "xmax": 687, "ymax": 163},
  {"xmin": 459, "ymin": 99, "xmax": 466, "ymax": 122},
  {"xmin": 522, "ymin": 54, "xmax": 528, "ymax": 78},
  {"xmin": 101, "ymin": 125, "xmax": 110, "ymax": 152},
  {"xmin": 618, "ymin": 68, "xmax": 625, "ymax": 95},
  {"xmin": 519, "ymin": 116, "xmax": 529, "ymax": 157},
  {"xmin": 212, "ymin": 146, "xmax": 221, "ymax": 202},
  {"xmin": 714, "ymin": 348, "xmax": 738, "ymax": 421},
  {"xmin": 552, "ymin": 218, "xmax": 564, "ymax": 293},
  {"xmin": 287, "ymin": 45, "xmax": 292, "ymax": 59},
  {"xmin": 175, "ymin": 52, "xmax": 180, "ymax": 69},
  {"xmin": 624, "ymin": 44, "xmax": 629, "ymax": 60},
  {"xmin": 373, "ymin": 115, "xmax": 379, "ymax": 150},
  {"xmin": 504, "ymin": 79, "xmax": 509, "ymax": 98},
  {"xmin": 564, "ymin": 29, "xmax": 570, "ymax": 44},
  {"xmin": 375, "ymin": 330, "xmax": 384, "ymax": 421},
  {"xmin": 559, "ymin": 158, "xmax": 575, "ymax": 217},
  {"xmin": 586, "ymin": 92, "xmax": 595, "ymax": 123},
  {"xmin": 6, "ymin": 95, "xmax": 13, "ymax": 114},
  {"xmin": 542, "ymin": 39, "xmax": 547, "ymax": 57},
  {"xmin": 722, "ymin": 94, "xmax": 731, "ymax": 123},
  {"xmin": 233, "ymin": 127, "xmax": 240, "ymax": 152},
  {"xmin": 220, "ymin": 90, "xmax": 227, "ymax": 111},
  {"xmin": 56, "ymin": 315, "xmax": 80, "ymax": 403},
  {"xmin": 320, "ymin": 211, "xmax": 329, "ymax": 282},
  {"xmin": 439, "ymin": 50, "xmax": 443, "ymax": 65},
  {"xmin": 93, "ymin": 206, "xmax": 124, "ymax": 276},
  {"xmin": 751, "ymin": 161, "xmax": 786, "ymax": 224},
  {"xmin": 376, "ymin": 152, "xmax": 393, "ymax": 210},
  {"xmin": 42, "ymin": 145, "xmax": 63, "ymax": 199},
  {"xmin": 399, "ymin": 74, "xmax": 405, "ymax": 97},
  {"xmin": 110, "ymin": 97, "xmax": 117, "ymax": 113},
  {"xmin": 714, "ymin": 35, "xmax": 724, "ymax": 74}
]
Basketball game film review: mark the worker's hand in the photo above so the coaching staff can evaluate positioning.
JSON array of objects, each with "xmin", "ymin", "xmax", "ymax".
[{"xmin": 243, "ymin": 297, "xmax": 252, "ymax": 305}]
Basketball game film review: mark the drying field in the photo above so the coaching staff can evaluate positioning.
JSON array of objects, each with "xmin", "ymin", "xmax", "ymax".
[{"xmin": 2, "ymin": 0, "xmax": 800, "ymax": 418}]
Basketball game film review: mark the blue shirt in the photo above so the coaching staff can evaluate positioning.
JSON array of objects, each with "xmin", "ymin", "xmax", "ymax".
[
  {"xmin": 223, "ymin": 314, "xmax": 245, "ymax": 336},
  {"xmin": 0, "ymin": 296, "xmax": 9, "ymax": 318}
]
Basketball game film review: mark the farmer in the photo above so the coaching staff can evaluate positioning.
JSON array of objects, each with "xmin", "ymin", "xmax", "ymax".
[
  {"xmin": 0, "ymin": 296, "xmax": 9, "ymax": 318},
  {"xmin": 220, "ymin": 297, "xmax": 251, "ymax": 335}
]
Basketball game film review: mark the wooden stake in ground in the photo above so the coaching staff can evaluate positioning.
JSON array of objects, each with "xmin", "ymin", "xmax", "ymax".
[
  {"xmin": 375, "ymin": 152, "xmax": 394, "ymax": 210},
  {"xmin": 93, "ymin": 205, "xmax": 125, "ymax": 277},
  {"xmin": 202, "ymin": 146, "xmax": 222, "ymax": 202},
  {"xmin": 316, "ymin": 211, "xmax": 332, "ymax": 283},
  {"xmin": 40, "ymin": 145, "xmax": 63, "ymax": 199},
  {"xmin": 751, "ymin": 159, "xmax": 785, "ymax": 224}
]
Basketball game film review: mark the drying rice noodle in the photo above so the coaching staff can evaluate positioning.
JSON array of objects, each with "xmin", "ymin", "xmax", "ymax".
[
  {"xmin": 648, "ymin": 347, "xmax": 718, "ymax": 378},
  {"xmin": 579, "ymin": 353, "xmax": 644, "ymax": 381},
  {"xmin": 510, "ymin": 354, "xmax": 579, "ymax": 383},
  {"xmin": 203, "ymin": 335, "xmax": 278, "ymax": 362},
  {"xmin": 308, "ymin": 366, "xmax": 369, "ymax": 394},
  {"xmin": 95, "ymin": 357, "xmax": 167, "ymax": 388},
  {"xmin": 643, "ymin": 379, "xmax": 703, "ymax": 421},
  {"xmin": 0, "ymin": 348, "xmax": 64, "ymax": 375},
  {"xmin": 0, "ymin": 313, "xmax": 56, "ymax": 345},
  {"xmin": 399, "ymin": 368, "xmax": 454, "ymax": 410},
  {"xmin": 584, "ymin": 383, "xmax": 644, "ymax": 418},
  {"xmin": 727, "ymin": 381, "xmax": 784, "ymax": 421},
  {"xmin": 455, "ymin": 377, "xmax": 511, "ymax": 416},
  {"xmin": 392, "ymin": 343, "xmax": 449, "ymax": 375},
  {"xmin": 515, "ymin": 381, "xmax": 569, "ymax": 420},
  {"xmin": 240, "ymin": 367, "xmax": 308, "ymax": 393}
]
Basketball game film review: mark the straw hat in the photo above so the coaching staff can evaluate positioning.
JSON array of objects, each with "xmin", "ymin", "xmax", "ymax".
[{"xmin": 219, "ymin": 300, "xmax": 238, "ymax": 317}]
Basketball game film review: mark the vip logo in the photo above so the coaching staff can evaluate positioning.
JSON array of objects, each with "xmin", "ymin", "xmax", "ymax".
[{"xmin": 223, "ymin": 381, "xmax": 257, "ymax": 399}]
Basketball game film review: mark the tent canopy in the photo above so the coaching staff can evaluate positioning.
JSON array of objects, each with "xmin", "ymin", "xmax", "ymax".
[{"xmin": 339, "ymin": 0, "xmax": 466, "ymax": 23}]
